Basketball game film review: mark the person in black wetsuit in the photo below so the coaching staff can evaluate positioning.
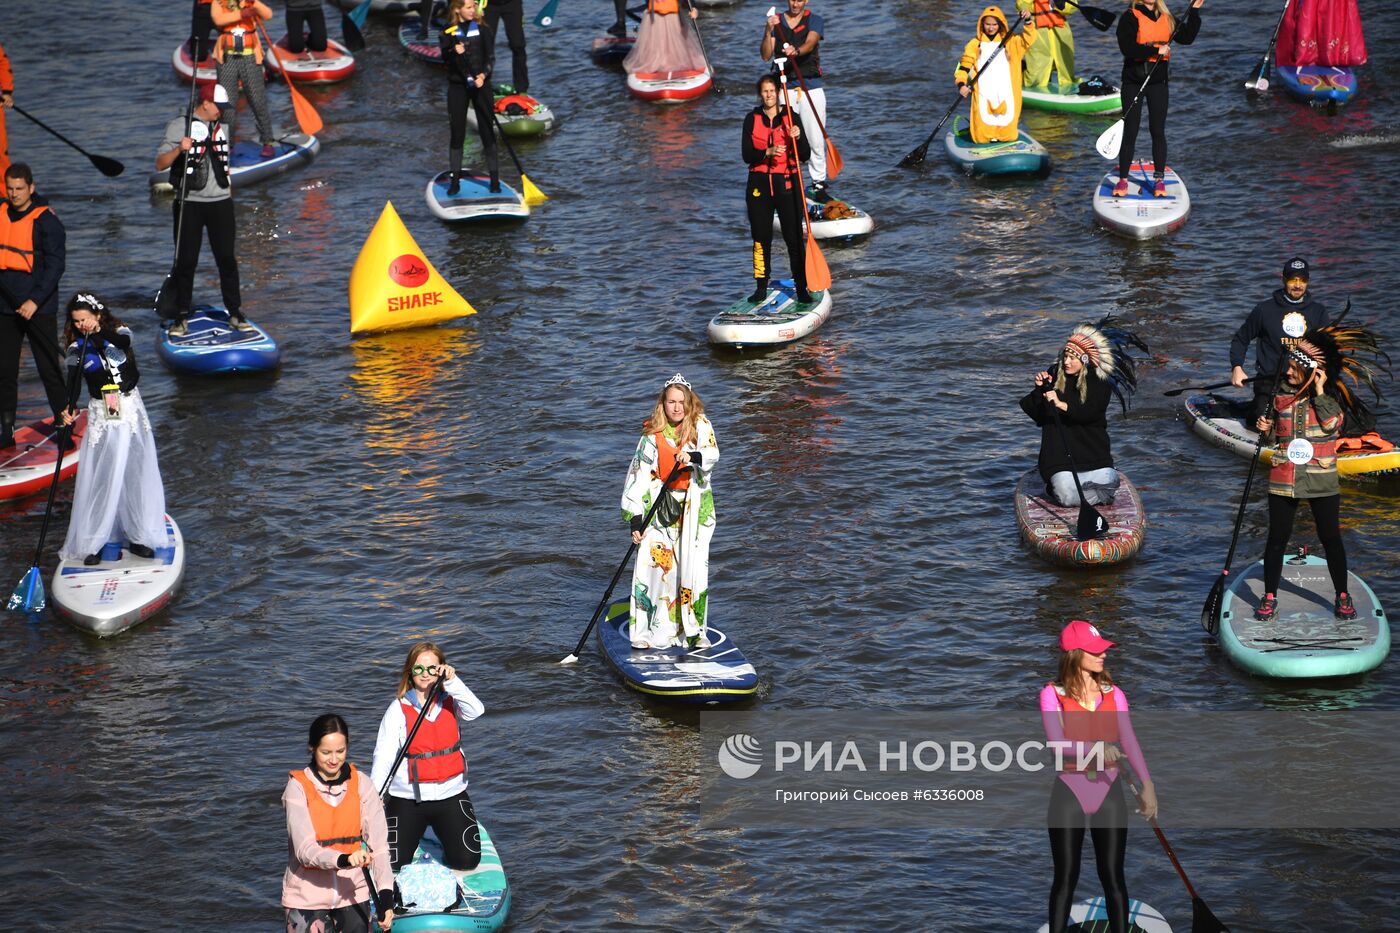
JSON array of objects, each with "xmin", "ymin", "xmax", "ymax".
[
  {"xmin": 1229, "ymin": 256, "xmax": 1330, "ymax": 422},
  {"xmin": 482, "ymin": 0, "xmax": 529, "ymax": 94},
  {"xmin": 285, "ymin": 0, "xmax": 329, "ymax": 55},
  {"xmin": 742, "ymin": 74, "xmax": 811, "ymax": 305},
  {"xmin": 441, "ymin": 0, "xmax": 499, "ymax": 195}
]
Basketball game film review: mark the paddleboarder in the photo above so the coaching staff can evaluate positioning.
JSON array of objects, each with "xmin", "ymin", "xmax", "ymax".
[
  {"xmin": 624, "ymin": 0, "xmax": 705, "ymax": 78},
  {"xmin": 440, "ymin": 0, "xmax": 500, "ymax": 196},
  {"xmin": 1111, "ymin": 0, "xmax": 1204, "ymax": 197},
  {"xmin": 761, "ymin": 0, "xmax": 830, "ymax": 201},
  {"xmin": 155, "ymin": 83, "xmax": 250, "ymax": 336},
  {"xmin": 1253, "ymin": 325, "xmax": 1385, "ymax": 621},
  {"xmin": 211, "ymin": 0, "xmax": 279, "ymax": 158},
  {"xmin": 0, "ymin": 162, "xmax": 69, "ymax": 450},
  {"xmin": 743, "ymin": 74, "xmax": 812, "ymax": 305},
  {"xmin": 955, "ymin": 7, "xmax": 1037, "ymax": 145},
  {"xmin": 622, "ymin": 374, "xmax": 719, "ymax": 650},
  {"xmin": 56, "ymin": 293, "xmax": 167, "ymax": 567},
  {"xmin": 1041, "ymin": 620, "xmax": 1156, "ymax": 933},
  {"xmin": 370, "ymin": 643, "xmax": 486, "ymax": 873},
  {"xmin": 283, "ymin": 713, "xmax": 396, "ymax": 933},
  {"xmin": 1019, "ymin": 320, "xmax": 1144, "ymax": 507},
  {"xmin": 482, "ymin": 0, "xmax": 530, "ymax": 94},
  {"xmin": 1016, "ymin": 0, "xmax": 1075, "ymax": 89},
  {"xmin": 285, "ymin": 0, "xmax": 331, "ymax": 55},
  {"xmin": 1229, "ymin": 257, "xmax": 1329, "ymax": 423},
  {"xmin": 1276, "ymin": 0, "xmax": 1365, "ymax": 70},
  {"xmin": 0, "ymin": 39, "xmax": 12, "ymax": 179}
]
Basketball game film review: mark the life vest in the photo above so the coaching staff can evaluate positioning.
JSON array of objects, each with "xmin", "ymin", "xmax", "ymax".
[
  {"xmin": 288, "ymin": 765, "xmax": 364, "ymax": 855},
  {"xmin": 1131, "ymin": 5, "xmax": 1173, "ymax": 61},
  {"xmin": 494, "ymin": 93, "xmax": 537, "ymax": 116},
  {"xmin": 774, "ymin": 9, "xmax": 822, "ymax": 80},
  {"xmin": 217, "ymin": 7, "xmax": 262, "ymax": 57},
  {"xmin": 647, "ymin": 0, "xmax": 679, "ymax": 15},
  {"xmin": 654, "ymin": 430, "xmax": 693, "ymax": 491},
  {"xmin": 0, "ymin": 204, "xmax": 49, "ymax": 274},
  {"xmin": 1030, "ymin": 0, "xmax": 1067, "ymax": 29},
  {"xmin": 169, "ymin": 119, "xmax": 230, "ymax": 192},
  {"xmin": 1053, "ymin": 683, "xmax": 1121, "ymax": 748},
  {"xmin": 400, "ymin": 695, "xmax": 466, "ymax": 801},
  {"xmin": 749, "ymin": 110, "xmax": 800, "ymax": 175}
]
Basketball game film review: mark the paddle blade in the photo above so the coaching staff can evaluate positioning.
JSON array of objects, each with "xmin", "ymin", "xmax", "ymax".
[
  {"xmin": 289, "ymin": 85, "xmax": 325, "ymax": 135},
  {"xmin": 824, "ymin": 139, "xmax": 843, "ymax": 179},
  {"xmin": 349, "ymin": 0, "xmax": 373, "ymax": 28},
  {"xmin": 1095, "ymin": 119, "xmax": 1124, "ymax": 160},
  {"xmin": 1192, "ymin": 896, "xmax": 1231, "ymax": 933},
  {"xmin": 1200, "ymin": 574, "xmax": 1225, "ymax": 635},
  {"xmin": 559, "ymin": 653, "xmax": 579, "ymax": 665},
  {"xmin": 898, "ymin": 141, "xmax": 929, "ymax": 168},
  {"xmin": 342, "ymin": 10, "xmax": 367, "ymax": 52},
  {"xmin": 534, "ymin": 0, "xmax": 562, "ymax": 27},
  {"xmin": 803, "ymin": 234, "xmax": 831, "ymax": 292},
  {"xmin": 1081, "ymin": 5, "xmax": 1116, "ymax": 30},
  {"xmin": 88, "ymin": 154, "xmax": 125, "ymax": 177},
  {"xmin": 7, "ymin": 567, "xmax": 45, "ymax": 614},
  {"xmin": 1248, "ymin": 75, "xmax": 1270, "ymax": 93},
  {"xmin": 1075, "ymin": 502, "xmax": 1109, "ymax": 541},
  {"xmin": 521, "ymin": 174, "xmax": 549, "ymax": 206}
]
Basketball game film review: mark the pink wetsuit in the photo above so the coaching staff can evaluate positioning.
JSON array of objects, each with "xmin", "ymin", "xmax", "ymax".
[{"xmin": 1039, "ymin": 683, "xmax": 1151, "ymax": 814}]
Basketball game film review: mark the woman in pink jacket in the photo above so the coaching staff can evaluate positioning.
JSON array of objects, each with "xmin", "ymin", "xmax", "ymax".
[{"xmin": 282, "ymin": 714, "xmax": 395, "ymax": 932}]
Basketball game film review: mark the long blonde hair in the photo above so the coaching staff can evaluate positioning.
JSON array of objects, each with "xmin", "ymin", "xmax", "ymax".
[
  {"xmin": 396, "ymin": 641, "xmax": 447, "ymax": 699},
  {"xmin": 1054, "ymin": 649, "xmax": 1115, "ymax": 705},
  {"xmin": 642, "ymin": 383, "xmax": 705, "ymax": 449},
  {"xmin": 1135, "ymin": 0, "xmax": 1175, "ymax": 32},
  {"xmin": 448, "ymin": 0, "xmax": 479, "ymax": 26}
]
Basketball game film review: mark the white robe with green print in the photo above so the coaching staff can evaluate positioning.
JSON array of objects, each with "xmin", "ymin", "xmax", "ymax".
[{"xmin": 620, "ymin": 416, "xmax": 719, "ymax": 648}]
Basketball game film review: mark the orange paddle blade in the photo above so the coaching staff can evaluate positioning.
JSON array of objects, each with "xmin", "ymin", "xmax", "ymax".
[
  {"xmin": 804, "ymin": 232, "xmax": 831, "ymax": 292},
  {"xmin": 825, "ymin": 138, "xmax": 843, "ymax": 179},
  {"xmin": 257, "ymin": 22, "xmax": 323, "ymax": 136}
]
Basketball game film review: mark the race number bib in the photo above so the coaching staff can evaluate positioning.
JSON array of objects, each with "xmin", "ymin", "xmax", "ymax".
[
  {"xmin": 1287, "ymin": 438, "xmax": 1315, "ymax": 464},
  {"xmin": 1282, "ymin": 312, "xmax": 1307, "ymax": 338}
]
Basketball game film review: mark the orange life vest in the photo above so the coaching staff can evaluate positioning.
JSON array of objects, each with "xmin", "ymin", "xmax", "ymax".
[
  {"xmin": 0, "ymin": 204, "xmax": 49, "ymax": 274},
  {"xmin": 217, "ymin": 6, "xmax": 263, "ymax": 57},
  {"xmin": 647, "ymin": 0, "xmax": 679, "ymax": 15},
  {"xmin": 288, "ymin": 765, "xmax": 364, "ymax": 855},
  {"xmin": 400, "ymin": 695, "xmax": 466, "ymax": 799},
  {"xmin": 1055, "ymin": 684, "xmax": 1121, "ymax": 744},
  {"xmin": 1132, "ymin": 5, "xmax": 1173, "ymax": 61},
  {"xmin": 749, "ymin": 110, "xmax": 801, "ymax": 175},
  {"xmin": 494, "ymin": 93, "xmax": 538, "ymax": 115},
  {"xmin": 1030, "ymin": 0, "xmax": 1067, "ymax": 29},
  {"xmin": 654, "ymin": 430, "xmax": 693, "ymax": 491}
]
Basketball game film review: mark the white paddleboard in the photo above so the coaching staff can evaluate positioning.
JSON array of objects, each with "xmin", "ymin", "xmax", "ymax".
[
  {"xmin": 51, "ymin": 514, "xmax": 186, "ymax": 638},
  {"xmin": 1036, "ymin": 898, "xmax": 1173, "ymax": 932},
  {"xmin": 1092, "ymin": 162, "xmax": 1190, "ymax": 239},
  {"xmin": 707, "ymin": 279, "xmax": 831, "ymax": 349}
]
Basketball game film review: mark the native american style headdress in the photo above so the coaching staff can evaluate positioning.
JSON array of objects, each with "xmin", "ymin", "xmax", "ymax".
[
  {"xmin": 1055, "ymin": 316, "xmax": 1149, "ymax": 409},
  {"xmin": 1283, "ymin": 308, "xmax": 1390, "ymax": 428}
]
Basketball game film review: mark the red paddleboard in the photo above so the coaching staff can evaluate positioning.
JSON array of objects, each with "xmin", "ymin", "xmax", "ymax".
[
  {"xmin": 0, "ymin": 412, "xmax": 88, "ymax": 502},
  {"xmin": 265, "ymin": 35, "xmax": 357, "ymax": 84},
  {"xmin": 172, "ymin": 41, "xmax": 219, "ymax": 87}
]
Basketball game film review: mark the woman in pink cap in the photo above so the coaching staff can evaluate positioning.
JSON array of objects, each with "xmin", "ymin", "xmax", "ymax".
[{"xmin": 1039, "ymin": 620, "xmax": 1155, "ymax": 933}]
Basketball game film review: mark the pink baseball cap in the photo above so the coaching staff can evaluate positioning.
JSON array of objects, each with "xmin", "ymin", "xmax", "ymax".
[{"xmin": 1059, "ymin": 619, "xmax": 1114, "ymax": 654}]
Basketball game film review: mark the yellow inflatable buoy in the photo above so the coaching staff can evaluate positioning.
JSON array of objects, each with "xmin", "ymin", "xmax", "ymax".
[{"xmin": 349, "ymin": 201, "xmax": 477, "ymax": 334}]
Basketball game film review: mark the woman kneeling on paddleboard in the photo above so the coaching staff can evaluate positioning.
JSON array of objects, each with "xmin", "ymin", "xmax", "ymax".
[
  {"xmin": 1020, "ymin": 319, "xmax": 1145, "ymax": 508},
  {"xmin": 371, "ymin": 643, "xmax": 486, "ymax": 873},
  {"xmin": 622, "ymin": 374, "xmax": 719, "ymax": 649},
  {"xmin": 441, "ymin": 0, "xmax": 500, "ymax": 195},
  {"xmin": 1254, "ymin": 324, "xmax": 1386, "ymax": 622},
  {"xmin": 56, "ymin": 294, "xmax": 168, "ymax": 567},
  {"xmin": 623, "ymin": 0, "xmax": 705, "ymax": 76},
  {"xmin": 283, "ymin": 714, "xmax": 396, "ymax": 932},
  {"xmin": 1041, "ymin": 620, "xmax": 1156, "ymax": 933},
  {"xmin": 742, "ymin": 74, "xmax": 811, "ymax": 304}
]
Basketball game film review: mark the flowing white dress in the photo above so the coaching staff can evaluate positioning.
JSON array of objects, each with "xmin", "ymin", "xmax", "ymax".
[
  {"xmin": 58, "ymin": 329, "xmax": 167, "ymax": 560},
  {"xmin": 620, "ymin": 417, "xmax": 719, "ymax": 648}
]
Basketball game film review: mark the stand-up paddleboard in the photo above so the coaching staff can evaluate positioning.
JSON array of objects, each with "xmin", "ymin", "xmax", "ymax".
[
  {"xmin": 265, "ymin": 35, "xmax": 357, "ymax": 84},
  {"xmin": 597, "ymin": 599, "xmax": 758, "ymax": 703},
  {"xmin": 51, "ymin": 514, "xmax": 185, "ymax": 638},
  {"xmin": 1218, "ymin": 551, "xmax": 1390, "ymax": 678},
  {"xmin": 707, "ymin": 279, "xmax": 832, "ymax": 350},
  {"xmin": 399, "ymin": 13, "xmax": 445, "ymax": 64},
  {"xmin": 171, "ymin": 40, "xmax": 218, "ymax": 86},
  {"xmin": 1037, "ymin": 898, "xmax": 1173, "ymax": 932},
  {"xmin": 158, "ymin": 306, "xmax": 280, "ymax": 375},
  {"xmin": 1183, "ymin": 394, "xmax": 1400, "ymax": 482},
  {"xmin": 1092, "ymin": 162, "xmax": 1189, "ymax": 239},
  {"xmin": 627, "ymin": 67, "xmax": 712, "ymax": 102},
  {"xmin": 466, "ymin": 87, "xmax": 557, "ymax": 137},
  {"xmin": 591, "ymin": 33, "xmax": 635, "ymax": 63},
  {"xmin": 149, "ymin": 133, "xmax": 321, "ymax": 192},
  {"xmin": 330, "ymin": 0, "xmax": 416, "ymax": 12},
  {"xmin": 393, "ymin": 825, "xmax": 511, "ymax": 933},
  {"xmin": 425, "ymin": 171, "xmax": 529, "ymax": 222},
  {"xmin": 944, "ymin": 117, "xmax": 1052, "ymax": 176},
  {"xmin": 1277, "ymin": 65, "xmax": 1359, "ymax": 109},
  {"xmin": 776, "ymin": 196, "xmax": 874, "ymax": 242},
  {"xmin": 1014, "ymin": 469, "xmax": 1146, "ymax": 568},
  {"xmin": 0, "ymin": 413, "xmax": 87, "ymax": 502},
  {"xmin": 1022, "ymin": 77, "xmax": 1121, "ymax": 115}
]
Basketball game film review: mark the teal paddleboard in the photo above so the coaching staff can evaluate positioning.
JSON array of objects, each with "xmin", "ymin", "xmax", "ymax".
[{"xmin": 393, "ymin": 823, "xmax": 510, "ymax": 932}]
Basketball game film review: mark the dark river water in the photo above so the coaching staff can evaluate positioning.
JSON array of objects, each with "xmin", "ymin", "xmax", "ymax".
[{"xmin": 3, "ymin": 1, "xmax": 1399, "ymax": 930}]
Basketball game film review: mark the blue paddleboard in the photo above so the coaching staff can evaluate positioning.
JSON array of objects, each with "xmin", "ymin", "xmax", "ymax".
[
  {"xmin": 157, "ymin": 306, "xmax": 280, "ymax": 375},
  {"xmin": 597, "ymin": 599, "xmax": 758, "ymax": 703}
]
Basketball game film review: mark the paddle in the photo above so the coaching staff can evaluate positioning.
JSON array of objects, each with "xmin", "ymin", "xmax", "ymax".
[
  {"xmin": 560, "ymin": 460, "xmax": 689, "ymax": 665},
  {"xmin": 683, "ymin": 0, "xmax": 722, "ymax": 95},
  {"xmin": 156, "ymin": 74, "xmax": 204, "ymax": 321},
  {"xmin": 1096, "ymin": 4, "xmax": 1190, "ymax": 160},
  {"xmin": 775, "ymin": 58, "xmax": 831, "ymax": 292},
  {"xmin": 1058, "ymin": 0, "xmax": 1116, "ymax": 32},
  {"xmin": 256, "ymin": 19, "xmax": 325, "ymax": 136},
  {"xmin": 487, "ymin": 105, "xmax": 549, "ymax": 206},
  {"xmin": 1044, "ymin": 383, "xmax": 1109, "ymax": 542},
  {"xmin": 1163, "ymin": 377, "xmax": 1254, "ymax": 397},
  {"xmin": 1199, "ymin": 349, "xmax": 1291, "ymax": 635},
  {"xmin": 342, "ymin": 2, "xmax": 368, "ymax": 52},
  {"xmin": 785, "ymin": 57, "xmax": 843, "ymax": 180},
  {"xmin": 348, "ymin": 0, "xmax": 374, "ymax": 30},
  {"xmin": 9, "ymin": 106, "xmax": 124, "ymax": 177},
  {"xmin": 1122, "ymin": 762, "xmax": 1231, "ymax": 932},
  {"xmin": 1245, "ymin": 0, "xmax": 1293, "ymax": 93},
  {"xmin": 534, "ymin": 0, "xmax": 561, "ymax": 27},
  {"xmin": 6, "ymin": 336, "xmax": 89, "ymax": 614},
  {"xmin": 899, "ymin": 12, "xmax": 1028, "ymax": 167},
  {"xmin": 376, "ymin": 673, "xmax": 446, "ymax": 799}
]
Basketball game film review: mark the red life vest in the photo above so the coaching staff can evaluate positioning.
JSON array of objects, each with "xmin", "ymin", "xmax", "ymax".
[
  {"xmin": 400, "ymin": 695, "xmax": 466, "ymax": 800},
  {"xmin": 749, "ymin": 111, "xmax": 800, "ymax": 176},
  {"xmin": 288, "ymin": 765, "xmax": 364, "ymax": 855},
  {"xmin": 1054, "ymin": 683, "xmax": 1121, "ymax": 745},
  {"xmin": 1030, "ymin": 0, "xmax": 1067, "ymax": 29},
  {"xmin": 654, "ymin": 430, "xmax": 692, "ymax": 491},
  {"xmin": 494, "ymin": 93, "xmax": 538, "ymax": 116},
  {"xmin": 0, "ymin": 204, "xmax": 49, "ymax": 274},
  {"xmin": 1131, "ymin": 5, "xmax": 1173, "ymax": 61}
]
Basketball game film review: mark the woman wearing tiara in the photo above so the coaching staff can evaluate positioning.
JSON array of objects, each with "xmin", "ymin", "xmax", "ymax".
[{"xmin": 620, "ymin": 373, "xmax": 720, "ymax": 650}]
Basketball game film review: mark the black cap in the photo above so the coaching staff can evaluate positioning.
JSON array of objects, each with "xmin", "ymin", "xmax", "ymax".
[{"xmin": 1283, "ymin": 257, "xmax": 1310, "ymax": 280}]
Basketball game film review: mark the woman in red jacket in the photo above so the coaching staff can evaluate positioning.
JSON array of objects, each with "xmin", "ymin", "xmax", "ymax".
[{"xmin": 742, "ymin": 75, "xmax": 811, "ymax": 304}]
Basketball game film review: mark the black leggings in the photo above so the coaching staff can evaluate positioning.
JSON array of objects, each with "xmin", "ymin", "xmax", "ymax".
[
  {"xmin": 483, "ymin": 0, "xmax": 529, "ymax": 92},
  {"xmin": 286, "ymin": 7, "xmax": 328, "ymax": 53},
  {"xmin": 169, "ymin": 198, "xmax": 241, "ymax": 317},
  {"xmin": 745, "ymin": 171, "xmax": 806, "ymax": 288},
  {"xmin": 385, "ymin": 788, "xmax": 481, "ymax": 872},
  {"xmin": 1047, "ymin": 778, "xmax": 1130, "ymax": 933},
  {"xmin": 448, "ymin": 83, "xmax": 499, "ymax": 181},
  {"xmin": 1117, "ymin": 79, "xmax": 1168, "ymax": 180},
  {"xmin": 1265, "ymin": 493, "xmax": 1347, "ymax": 594}
]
